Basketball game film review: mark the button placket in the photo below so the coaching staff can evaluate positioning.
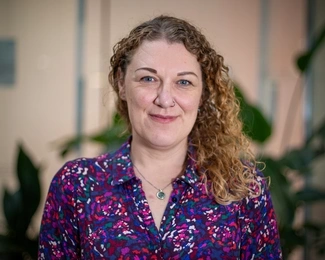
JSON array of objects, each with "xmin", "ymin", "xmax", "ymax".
[
  {"xmin": 125, "ymin": 179, "xmax": 161, "ymax": 245},
  {"xmin": 159, "ymin": 179, "xmax": 187, "ymax": 235}
]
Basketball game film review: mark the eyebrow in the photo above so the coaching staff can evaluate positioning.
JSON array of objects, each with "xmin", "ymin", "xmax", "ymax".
[
  {"xmin": 177, "ymin": 71, "xmax": 198, "ymax": 78},
  {"xmin": 135, "ymin": 67, "xmax": 157, "ymax": 73},
  {"xmin": 135, "ymin": 67, "xmax": 198, "ymax": 78}
]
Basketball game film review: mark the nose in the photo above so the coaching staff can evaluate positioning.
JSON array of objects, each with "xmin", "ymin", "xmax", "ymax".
[{"xmin": 154, "ymin": 83, "xmax": 175, "ymax": 108}]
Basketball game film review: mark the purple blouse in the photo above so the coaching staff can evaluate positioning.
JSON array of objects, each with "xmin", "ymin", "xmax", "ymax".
[{"xmin": 39, "ymin": 139, "xmax": 282, "ymax": 259}]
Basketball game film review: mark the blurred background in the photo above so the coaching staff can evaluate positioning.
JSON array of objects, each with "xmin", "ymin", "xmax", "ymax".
[{"xmin": 0, "ymin": 0, "xmax": 324, "ymax": 259}]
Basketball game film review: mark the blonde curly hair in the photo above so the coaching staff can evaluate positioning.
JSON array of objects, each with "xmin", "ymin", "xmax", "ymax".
[{"xmin": 108, "ymin": 15, "xmax": 260, "ymax": 204}]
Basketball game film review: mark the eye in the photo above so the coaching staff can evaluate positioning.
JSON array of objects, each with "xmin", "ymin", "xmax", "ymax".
[
  {"xmin": 177, "ymin": 79, "xmax": 192, "ymax": 86},
  {"xmin": 140, "ymin": 76, "xmax": 155, "ymax": 82}
]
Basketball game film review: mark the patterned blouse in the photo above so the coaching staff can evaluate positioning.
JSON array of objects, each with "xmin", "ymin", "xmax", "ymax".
[{"xmin": 39, "ymin": 139, "xmax": 282, "ymax": 259}]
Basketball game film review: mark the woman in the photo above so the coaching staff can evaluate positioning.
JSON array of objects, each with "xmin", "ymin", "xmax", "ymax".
[{"xmin": 39, "ymin": 16, "xmax": 282, "ymax": 259}]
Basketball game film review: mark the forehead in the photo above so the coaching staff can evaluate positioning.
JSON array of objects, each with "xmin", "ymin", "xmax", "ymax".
[{"xmin": 127, "ymin": 40, "xmax": 201, "ymax": 73}]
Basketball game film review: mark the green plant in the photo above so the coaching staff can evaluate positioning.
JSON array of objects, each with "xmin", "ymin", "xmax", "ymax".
[
  {"xmin": 0, "ymin": 144, "xmax": 41, "ymax": 260},
  {"xmin": 262, "ymin": 118, "xmax": 325, "ymax": 258},
  {"xmin": 57, "ymin": 113, "xmax": 128, "ymax": 158},
  {"xmin": 260, "ymin": 24, "xmax": 325, "ymax": 259}
]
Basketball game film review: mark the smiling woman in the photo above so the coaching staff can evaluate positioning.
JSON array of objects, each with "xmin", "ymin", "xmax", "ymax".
[
  {"xmin": 38, "ymin": 15, "xmax": 282, "ymax": 259},
  {"xmin": 119, "ymin": 40, "xmax": 202, "ymax": 151}
]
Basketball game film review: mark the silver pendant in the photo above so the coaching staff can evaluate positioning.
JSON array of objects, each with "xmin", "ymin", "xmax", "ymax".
[{"xmin": 156, "ymin": 190, "xmax": 165, "ymax": 200}]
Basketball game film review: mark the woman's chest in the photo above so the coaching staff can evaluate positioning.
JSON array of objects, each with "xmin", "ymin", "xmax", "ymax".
[{"xmin": 77, "ymin": 186, "xmax": 242, "ymax": 259}]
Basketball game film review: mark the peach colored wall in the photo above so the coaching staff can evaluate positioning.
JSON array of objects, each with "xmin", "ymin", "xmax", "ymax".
[
  {"xmin": 0, "ymin": 0, "xmax": 77, "ymax": 235},
  {"xmin": 107, "ymin": 0, "xmax": 261, "ymax": 102},
  {"xmin": 0, "ymin": 0, "xmax": 104, "ymax": 235},
  {"xmin": 263, "ymin": 0, "xmax": 306, "ymax": 157}
]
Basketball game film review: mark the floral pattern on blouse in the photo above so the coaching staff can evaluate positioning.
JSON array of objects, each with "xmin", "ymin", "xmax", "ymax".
[{"xmin": 39, "ymin": 138, "xmax": 282, "ymax": 259}]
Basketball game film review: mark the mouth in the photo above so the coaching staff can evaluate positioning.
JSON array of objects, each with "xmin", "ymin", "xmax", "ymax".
[{"xmin": 149, "ymin": 114, "xmax": 178, "ymax": 124}]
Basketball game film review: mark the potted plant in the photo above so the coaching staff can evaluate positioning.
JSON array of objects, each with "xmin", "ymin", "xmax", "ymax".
[{"xmin": 0, "ymin": 144, "xmax": 41, "ymax": 260}]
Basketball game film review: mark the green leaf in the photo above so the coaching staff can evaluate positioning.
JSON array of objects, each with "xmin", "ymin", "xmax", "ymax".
[
  {"xmin": 305, "ymin": 117, "xmax": 325, "ymax": 145},
  {"xmin": 235, "ymin": 86, "xmax": 272, "ymax": 143},
  {"xmin": 0, "ymin": 234, "xmax": 21, "ymax": 257},
  {"xmin": 280, "ymin": 147, "xmax": 316, "ymax": 173},
  {"xmin": 90, "ymin": 121, "xmax": 128, "ymax": 152},
  {"xmin": 296, "ymin": 24, "xmax": 325, "ymax": 73},
  {"xmin": 16, "ymin": 144, "xmax": 41, "ymax": 233},
  {"xmin": 3, "ymin": 189, "xmax": 23, "ymax": 234},
  {"xmin": 261, "ymin": 157, "xmax": 296, "ymax": 228},
  {"xmin": 57, "ymin": 113, "xmax": 128, "ymax": 157},
  {"xmin": 303, "ymin": 222, "xmax": 325, "ymax": 256},
  {"xmin": 0, "ymin": 234, "xmax": 38, "ymax": 259},
  {"xmin": 22, "ymin": 236, "xmax": 39, "ymax": 259},
  {"xmin": 57, "ymin": 136, "xmax": 85, "ymax": 157},
  {"xmin": 296, "ymin": 188, "xmax": 325, "ymax": 203},
  {"xmin": 241, "ymin": 105, "xmax": 272, "ymax": 143},
  {"xmin": 279, "ymin": 225, "xmax": 304, "ymax": 258},
  {"xmin": 314, "ymin": 117, "xmax": 325, "ymax": 141}
]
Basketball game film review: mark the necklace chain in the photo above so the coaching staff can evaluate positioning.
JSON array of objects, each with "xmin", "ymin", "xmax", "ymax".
[{"xmin": 133, "ymin": 164, "xmax": 172, "ymax": 200}]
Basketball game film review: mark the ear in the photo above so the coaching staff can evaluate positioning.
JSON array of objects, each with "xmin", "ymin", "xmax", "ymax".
[{"xmin": 117, "ymin": 69, "xmax": 126, "ymax": 100}]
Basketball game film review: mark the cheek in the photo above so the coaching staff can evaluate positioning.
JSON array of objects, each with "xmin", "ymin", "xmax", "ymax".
[
  {"xmin": 126, "ymin": 89, "xmax": 154, "ymax": 111},
  {"xmin": 181, "ymin": 94, "xmax": 201, "ymax": 113},
  {"xmin": 136, "ymin": 89, "xmax": 156, "ymax": 106}
]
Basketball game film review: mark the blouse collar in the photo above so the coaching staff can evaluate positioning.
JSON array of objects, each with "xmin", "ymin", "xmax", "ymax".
[{"xmin": 109, "ymin": 137, "xmax": 199, "ymax": 188}]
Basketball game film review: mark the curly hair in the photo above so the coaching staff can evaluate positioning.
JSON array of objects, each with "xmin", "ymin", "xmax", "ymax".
[{"xmin": 108, "ymin": 15, "xmax": 260, "ymax": 204}]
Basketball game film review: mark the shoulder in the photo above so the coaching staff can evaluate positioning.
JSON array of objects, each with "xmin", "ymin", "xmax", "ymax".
[
  {"xmin": 50, "ymin": 140, "xmax": 132, "ymax": 193},
  {"xmin": 49, "ymin": 154, "xmax": 109, "ymax": 195},
  {"xmin": 238, "ymin": 168, "xmax": 282, "ymax": 257},
  {"xmin": 242, "ymin": 169, "xmax": 270, "ymax": 208},
  {"xmin": 240, "ymin": 170, "xmax": 275, "ymax": 222}
]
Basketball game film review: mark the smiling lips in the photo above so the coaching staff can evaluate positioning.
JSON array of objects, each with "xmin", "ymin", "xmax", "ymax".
[{"xmin": 150, "ymin": 114, "xmax": 178, "ymax": 124}]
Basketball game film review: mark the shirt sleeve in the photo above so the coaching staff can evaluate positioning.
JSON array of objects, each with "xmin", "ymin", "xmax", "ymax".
[
  {"xmin": 38, "ymin": 162, "xmax": 81, "ymax": 259},
  {"xmin": 239, "ymin": 175, "xmax": 282, "ymax": 260}
]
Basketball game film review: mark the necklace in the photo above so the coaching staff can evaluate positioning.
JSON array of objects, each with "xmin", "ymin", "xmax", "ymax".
[{"xmin": 133, "ymin": 164, "xmax": 172, "ymax": 200}]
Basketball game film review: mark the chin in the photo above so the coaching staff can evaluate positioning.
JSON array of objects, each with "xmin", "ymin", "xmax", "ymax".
[{"xmin": 147, "ymin": 134, "xmax": 187, "ymax": 149}]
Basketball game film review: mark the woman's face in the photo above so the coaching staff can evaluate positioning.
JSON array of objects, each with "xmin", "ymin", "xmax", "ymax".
[{"xmin": 119, "ymin": 39, "xmax": 203, "ymax": 150}]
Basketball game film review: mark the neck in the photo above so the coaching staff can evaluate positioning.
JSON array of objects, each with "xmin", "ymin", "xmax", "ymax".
[{"xmin": 130, "ymin": 136, "xmax": 188, "ymax": 182}]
